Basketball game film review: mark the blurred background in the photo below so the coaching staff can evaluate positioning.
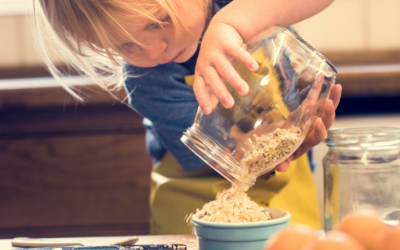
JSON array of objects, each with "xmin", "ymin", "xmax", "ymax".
[{"xmin": 0, "ymin": 0, "xmax": 399, "ymax": 239}]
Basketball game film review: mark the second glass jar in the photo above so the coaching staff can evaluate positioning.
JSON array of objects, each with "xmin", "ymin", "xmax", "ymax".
[{"xmin": 324, "ymin": 127, "xmax": 400, "ymax": 231}]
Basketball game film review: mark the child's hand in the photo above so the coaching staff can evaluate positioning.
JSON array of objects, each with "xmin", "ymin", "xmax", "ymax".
[
  {"xmin": 193, "ymin": 22, "xmax": 258, "ymax": 115},
  {"xmin": 275, "ymin": 84, "xmax": 342, "ymax": 172}
]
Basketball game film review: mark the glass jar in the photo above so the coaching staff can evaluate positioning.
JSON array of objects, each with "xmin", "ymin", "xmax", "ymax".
[
  {"xmin": 181, "ymin": 25, "xmax": 337, "ymax": 191},
  {"xmin": 323, "ymin": 127, "xmax": 400, "ymax": 231}
]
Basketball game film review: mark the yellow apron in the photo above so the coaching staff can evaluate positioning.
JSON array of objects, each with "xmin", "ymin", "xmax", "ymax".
[
  {"xmin": 150, "ymin": 49, "xmax": 320, "ymax": 234},
  {"xmin": 150, "ymin": 152, "xmax": 320, "ymax": 234}
]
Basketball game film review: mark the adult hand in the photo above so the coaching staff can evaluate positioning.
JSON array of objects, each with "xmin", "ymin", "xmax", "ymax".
[{"xmin": 193, "ymin": 22, "xmax": 258, "ymax": 115}]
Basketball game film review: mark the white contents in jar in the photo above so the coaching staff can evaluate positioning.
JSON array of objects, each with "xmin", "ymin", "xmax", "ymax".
[{"xmin": 240, "ymin": 126, "xmax": 302, "ymax": 179}]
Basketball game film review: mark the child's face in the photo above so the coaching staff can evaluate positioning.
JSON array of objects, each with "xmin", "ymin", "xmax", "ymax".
[{"xmin": 110, "ymin": 1, "xmax": 206, "ymax": 67}]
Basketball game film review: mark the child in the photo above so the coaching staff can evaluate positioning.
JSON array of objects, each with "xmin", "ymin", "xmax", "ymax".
[{"xmin": 34, "ymin": 0, "xmax": 341, "ymax": 234}]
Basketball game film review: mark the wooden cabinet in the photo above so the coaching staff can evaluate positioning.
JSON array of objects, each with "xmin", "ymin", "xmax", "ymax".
[{"xmin": 0, "ymin": 79, "xmax": 152, "ymax": 238}]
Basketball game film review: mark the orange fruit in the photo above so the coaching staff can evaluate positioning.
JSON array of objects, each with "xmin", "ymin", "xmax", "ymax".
[
  {"xmin": 335, "ymin": 210, "xmax": 391, "ymax": 250},
  {"xmin": 264, "ymin": 225, "xmax": 319, "ymax": 250},
  {"xmin": 376, "ymin": 225, "xmax": 400, "ymax": 250},
  {"xmin": 303, "ymin": 231, "xmax": 366, "ymax": 250}
]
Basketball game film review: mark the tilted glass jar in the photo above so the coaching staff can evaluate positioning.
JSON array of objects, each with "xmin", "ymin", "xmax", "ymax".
[
  {"xmin": 323, "ymin": 127, "xmax": 400, "ymax": 231},
  {"xmin": 181, "ymin": 25, "xmax": 337, "ymax": 191}
]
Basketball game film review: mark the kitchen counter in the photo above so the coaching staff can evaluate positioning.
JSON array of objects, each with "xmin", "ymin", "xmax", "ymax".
[{"xmin": 0, "ymin": 235, "xmax": 198, "ymax": 250}]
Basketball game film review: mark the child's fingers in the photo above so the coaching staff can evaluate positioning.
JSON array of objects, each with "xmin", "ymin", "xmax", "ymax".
[
  {"xmin": 193, "ymin": 76, "xmax": 212, "ymax": 114},
  {"xmin": 203, "ymin": 66, "xmax": 234, "ymax": 109},
  {"xmin": 329, "ymin": 84, "xmax": 342, "ymax": 109},
  {"xmin": 307, "ymin": 73, "xmax": 324, "ymax": 104},
  {"xmin": 214, "ymin": 57, "xmax": 249, "ymax": 96},
  {"xmin": 321, "ymin": 99, "xmax": 335, "ymax": 131},
  {"xmin": 226, "ymin": 42, "xmax": 258, "ymax": 72},
  {"xmin": 275, "ymin": 157, "xmax": 292, "ymax": 172},
  {"xmin": 294, "ymin": 118, "xmax": 326, "ymax": 159}
]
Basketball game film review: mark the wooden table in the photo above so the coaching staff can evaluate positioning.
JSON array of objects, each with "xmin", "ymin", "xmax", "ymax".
[{"xmin": 0, "ymin": 235, "xmax": 198, "ymax": 250}]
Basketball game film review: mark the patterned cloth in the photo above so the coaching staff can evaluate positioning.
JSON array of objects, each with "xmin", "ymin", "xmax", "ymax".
[{"xmin": 16, "ymin": 245, "xmax": 186, "ymax": 250}]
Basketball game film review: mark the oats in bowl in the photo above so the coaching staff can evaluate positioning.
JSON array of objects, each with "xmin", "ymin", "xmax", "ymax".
[{"xmin": 195, "ymin": 185, "xmax": 271, "ymax": 223}]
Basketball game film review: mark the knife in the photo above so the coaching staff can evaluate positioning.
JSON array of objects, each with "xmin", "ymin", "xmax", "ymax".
[{"xmin": 11, "ymin": 237, "xmax": 139, "ymax": 247}]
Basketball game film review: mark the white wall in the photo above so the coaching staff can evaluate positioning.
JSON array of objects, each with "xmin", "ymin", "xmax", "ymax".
[
  {"xmin": 0, "ymin": 15, "xmax": 35, "ymax": 67},
  {"xmin": 293, "ymin": 0, "xmax": 400, "ymax": 52},
  {"xmin": 1, "ymin": 0, "xmax": 400, "ymax": 68}
]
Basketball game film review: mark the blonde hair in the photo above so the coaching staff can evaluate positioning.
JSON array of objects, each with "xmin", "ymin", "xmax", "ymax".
[{"xmin": 32, "ymin": 0, "xmax": 211, "ymax": 102}]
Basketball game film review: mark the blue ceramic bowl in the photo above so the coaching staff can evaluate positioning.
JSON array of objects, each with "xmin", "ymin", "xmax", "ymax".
[{"xmin": 192, "ymin": 208, "xmax": 291, "ymax": 250}]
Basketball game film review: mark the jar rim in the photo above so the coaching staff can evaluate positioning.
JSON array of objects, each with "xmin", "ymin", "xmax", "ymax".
[{"xmin": 325, "ymin": 126, "xmax": 400, "ymax": 150}]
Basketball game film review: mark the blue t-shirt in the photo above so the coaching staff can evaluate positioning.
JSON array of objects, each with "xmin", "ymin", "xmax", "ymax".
[
  {"xmin": 124, "ymin": 1, "xmax": 232, "ymax": 171},
  {"xmin": 125, "ymin": 48, "xmax": 204, "ymax": 171}
]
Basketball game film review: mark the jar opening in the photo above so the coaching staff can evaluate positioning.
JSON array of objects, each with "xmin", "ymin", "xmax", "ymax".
[{"xmin": 325, "ymin": 127, "xmax": 400, "ymax": 150}]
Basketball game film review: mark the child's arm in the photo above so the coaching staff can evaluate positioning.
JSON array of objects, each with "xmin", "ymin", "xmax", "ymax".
[
  {"xmin": 210, "ymin": 0, "xmax": 336, "ymax": 46},
  {"xmin": 193, "ymin": 0, "xmax": 339, "ymax": 172},
  {"xmin": 193, "ymin": 0, "xmax": 335, "ymax": 114}
]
